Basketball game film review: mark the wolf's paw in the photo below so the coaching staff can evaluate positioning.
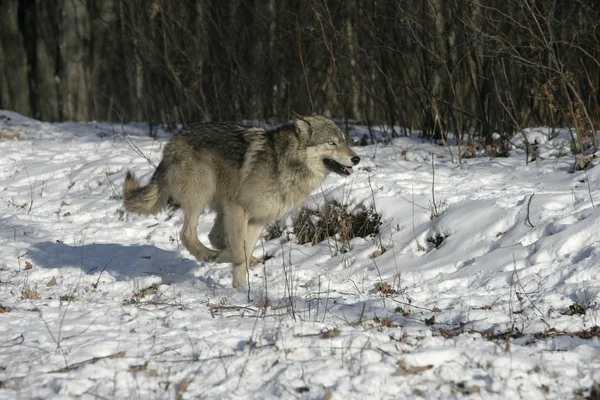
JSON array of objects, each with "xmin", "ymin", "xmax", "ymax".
[
  {"xmin": 216, "ymin": 250, "xmax": 256, "ymax": 265},
  {"xmin": 200, "ymin": 249, "xmax": 219, "ymax": 263},
  {"xmin": 232, "ymin": 264, "xmax": 249, "ymax": 291},
  {"xmin": 232, "ymin": 277, "xmax": 248, "ymax": 291}
]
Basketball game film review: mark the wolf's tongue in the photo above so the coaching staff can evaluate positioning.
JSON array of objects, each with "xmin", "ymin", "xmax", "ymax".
[{"xmin": 345, "ymin": 166, "xmax": 354, "ymax": 175}]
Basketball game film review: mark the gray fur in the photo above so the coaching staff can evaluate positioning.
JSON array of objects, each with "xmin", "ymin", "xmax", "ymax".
[{"xmin": 123, "ymin": 115, "xmax": 360, "ymax": 290}]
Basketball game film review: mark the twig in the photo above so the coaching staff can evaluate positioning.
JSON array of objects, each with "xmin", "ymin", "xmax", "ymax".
[
  {"xmin": 525, "ymin": 193, "xmax": 535, "ymax": 228},
  {"xmin": 296, "ymin": 19, "xmax": 314, "ymax": 113},
  {"xmin": 430, "ymin": 155, "xmax": 439, "ymax": 218},
  {"xmin": 583, "ymin": 168, "xmax": 595, "ymax": 208},
  {"xmin": 358, "ymin": 302, "xmax": 366, "ymax": 326},
  {"xmin": 18, "ymin": 152, "xmax": 34, "ymax": 213},
  {"xmin": 411, "ymin": 184, "xmax": 424, "ymax": 251},
  {"xmin": 512, "ymin": 254, "xmax": 549, "ymax": 327},
  {"xmin": 0, "ymin": 334, "xmax": 24, "ymax": 348},
  {"xmin": 50, "ymin": 351, "xmax": 127, "ymax": 373}
]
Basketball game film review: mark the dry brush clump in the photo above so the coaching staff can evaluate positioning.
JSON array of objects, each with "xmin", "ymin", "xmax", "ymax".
[{"xmin": 292, "ymin": 200, "xmax": 382, "ymax": 246}]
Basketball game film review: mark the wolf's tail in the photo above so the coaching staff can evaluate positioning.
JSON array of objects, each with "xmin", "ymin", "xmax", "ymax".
[{"xmin": 123, "ymin": 169, "xmax": 165, "ymax": 215}]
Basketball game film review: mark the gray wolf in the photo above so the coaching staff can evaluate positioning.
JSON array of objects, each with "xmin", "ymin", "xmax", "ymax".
[{"xmin": 123, "ymin": 115, "xmax": 360, "ymax": 289}]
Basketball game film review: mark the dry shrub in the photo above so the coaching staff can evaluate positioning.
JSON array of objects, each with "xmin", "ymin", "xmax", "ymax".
[
  {"xmin": 124, "ymin": 283, "xmax": 160, "ymax": 305},
  {"xmin": 486, "ymin": 139, "xmax": 511, "ymax": 158},
  {"xmin": 426, "ymin": 232, "xmax": 447, "ymax": 251},
  {"xmin": 0, "ymin": 128, "xmax": 22, "ymax": 140},
  {"xmin": 373, "ymin": 316, "xmax": 398, "ymax": 328},
  {"xmin": 461, "ymin": 145, "xmax": 477, "ymax": 159},
  {"xmin": 573, "ymin": 154, "xmax": 594, "ymax": 172},
  {"xmin": 469, "ymin": 136, "xmax": 511, "ymax": 158},
  {"xmin": 293, "ymin": 200, "xmax": 381, "ymax": 245},
  {"xmin": 321, "ymin": 328, "xmax": 340, "ymax": 339},
  {"xmin": 22, "ymin": 287, "xmax": 41, "ymax": 300},
  {"xmin": 562, "ymin": 301, "xmax": 588, "ymax": 316},
  {"xmin": 263, "ymin": 221, "xmax": 284, "ymax": 241},
  {"xmin": 374, "ymin": 281, "xmax": 396, "ymax": 295}
]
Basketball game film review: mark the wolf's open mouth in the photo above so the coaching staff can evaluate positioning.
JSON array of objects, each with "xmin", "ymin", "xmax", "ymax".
[{"xmin": 323, "ymin": 158, "xmax": 354, "ymax": 176}]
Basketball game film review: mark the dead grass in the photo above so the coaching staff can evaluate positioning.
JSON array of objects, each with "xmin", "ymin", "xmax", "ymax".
[
  {"xmin": 293, "ymin": 200, "xmax": 381, "ymax": 245},
  {"xmin": 0, "ymin": 129, "xmax": 22, "ymax": 140},
  {"xmin": 21, "ymin": 287, "xmax": 41, "ymax": 300},
  {"xmin": 123, "ymin": 284, "xmax": 160, "ymax": 305},
  {"xmin": 562, "ymin": 301, "xmax": 588, "ymax": 316},
  {"xmin": 263, "ymin": 222, "xmax": 284, "ymax": 241},
  {"xmin": 426, "ymin": 232, "xmax": 448, "ymax": 251},
  {"xmin": 373, "ymin": 316, "xmax": 398, "ymax": 328}
]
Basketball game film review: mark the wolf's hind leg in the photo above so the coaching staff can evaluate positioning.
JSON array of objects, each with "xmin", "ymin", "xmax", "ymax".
[
  {"xmin": 180, "ymin": 205, "xmax": 218, "ymax": 262},
  {"xmin": 176, "ymin": 167, "xmax": 218, "ymax": 262}
]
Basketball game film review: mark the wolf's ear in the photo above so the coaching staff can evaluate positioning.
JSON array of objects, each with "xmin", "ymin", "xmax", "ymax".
[{"xmin": 294, "ymin": 114, "xmax": 313, "ymax": 139}]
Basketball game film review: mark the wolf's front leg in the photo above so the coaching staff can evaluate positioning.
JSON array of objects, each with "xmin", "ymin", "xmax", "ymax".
[
  {"xmin": 208, "ymin": 210, "xmax": 226, "ymax": 250},
  {"xmin": 215, "ymin": 203, "xmax": 249, "ymax": 264}
]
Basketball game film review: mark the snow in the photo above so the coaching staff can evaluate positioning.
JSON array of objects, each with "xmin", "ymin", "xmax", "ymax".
[{"xmin": 1, "ymin": 110, "xmax": 600, "ymax": 399}]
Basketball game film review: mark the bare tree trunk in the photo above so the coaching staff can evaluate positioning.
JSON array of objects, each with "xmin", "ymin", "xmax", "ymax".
[
  {"xmin": 33, "ymin": 0, "xmax": 60, "ymax": 121},
  {"xmin": 0, "ymin": 0, "xmax": 31, "ymax": 116},
  {"xmin": 58, "ymin": 0, "xmax": 90, "ymax": 121}
]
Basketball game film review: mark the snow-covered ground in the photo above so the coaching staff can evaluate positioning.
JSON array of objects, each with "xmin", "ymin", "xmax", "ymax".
[{"xmin": 1, "ymin": 110, "xmax": 600, "ymax": 399}]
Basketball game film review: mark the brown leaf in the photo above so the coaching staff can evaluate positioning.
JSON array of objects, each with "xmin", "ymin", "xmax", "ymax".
[
  {"xmin": 24, "ymin": 261, "xmax": 33, "ymax": 270},
  {"xmin": 0, "ymin": 304, "xmax": 12, "ymax": 313},
  {"xmin": 371, "ymin": 248, "xmax": 383, "ymax": 258},
  {"xmin": 321, "ymin": 390, "xmax": 333, "ymax": 400},
  {"xmin": 467, "ymin": 385, "xmax": 480, "ymax": 394},
  {"xmin": 396, "ymin": 363, "xmax": 433, "ymax": 376},
  {"xmin": 129, "ymin": 361, "xmax": 148, "ymax": 374},
  {"xmin": 432, "ymin": 307, "xmax": 441, "ymax": 313},
  {"xmin": 322, "ymin": 328, "xmax": 340, "ymax": 339},
  {"xmin": 107, "ymin": 351, "xmax": 127, "ymax": 360},
  {"xmin": 46, "ymin": 277, "xmax": 57, "ymax": 287},
  {"xmin": 130, "ymin": 328, "xmax": 136, "ymax": 334},
  {"xmin": 148, "ymin": 369, "xmax": 159, "ymax": 377},
  {"xmin": 63, "ymin": 212, "xmax": 71, "ymax": 217},
  {"xmin": 439, "ymin": 328, "xmax": 459, "ymax": 338},
  {"xmin": 374, "ymin": 281, "xmax": 396, "ymax": 295},
  {"xmin": 175, "ymin": 378, "xmax": 189, "ymax": 400},
  {"xmin": 61, "ymin": 201, "xmax": 70, "ymax": 206},
  {"xmin": 374, "ymin": 316, "xmax": 398, "ymax": 328}
]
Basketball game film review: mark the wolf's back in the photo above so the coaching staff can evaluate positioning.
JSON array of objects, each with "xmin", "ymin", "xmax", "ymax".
[{"xmin": 123, "ymin": 170, "xmax": 164, "ymax": 215}]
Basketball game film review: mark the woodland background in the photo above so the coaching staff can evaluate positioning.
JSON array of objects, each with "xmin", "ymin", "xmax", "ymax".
[{"xmin": 1, "ymin": 0, "xmax": 599, "ymax": 143}]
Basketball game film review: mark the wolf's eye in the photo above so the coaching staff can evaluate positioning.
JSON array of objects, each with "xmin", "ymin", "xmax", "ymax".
[{"xmin": 327, "ymin": 141, "xmax": 336, "ymax": 146}]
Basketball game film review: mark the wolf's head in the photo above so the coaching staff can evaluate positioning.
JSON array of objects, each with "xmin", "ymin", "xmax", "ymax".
[{"xmin": 296, "ymin": 115, "xmax": 360, "ymax": 176}]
